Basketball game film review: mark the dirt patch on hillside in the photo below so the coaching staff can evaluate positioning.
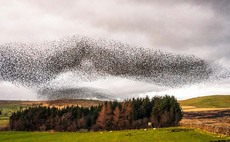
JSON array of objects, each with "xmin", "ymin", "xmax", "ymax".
[{"xmin": 182, "ymin": 106, "xmax": 230, "ymax": 112}]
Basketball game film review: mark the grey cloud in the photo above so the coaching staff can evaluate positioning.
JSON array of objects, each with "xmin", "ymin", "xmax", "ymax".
[{"xmin": 1, "ymin": 0, "xmax": 230, "ymax": 58}]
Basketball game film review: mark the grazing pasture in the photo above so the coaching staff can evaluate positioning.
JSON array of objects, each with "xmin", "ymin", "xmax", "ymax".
[
  {"xmin": 0, "ymin": 127, "xmax": 229, "ymax": 142},
  {"xmin": 179, "ymin": 95, "xmax": 230, "ymax": 109}
]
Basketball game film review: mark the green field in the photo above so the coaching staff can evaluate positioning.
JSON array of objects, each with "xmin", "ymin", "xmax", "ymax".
[
  {"xmin": 0, "ymin": 101, "xmax": 32, "ymax": 115},
  {"xmin": 0, "ymin": 128, "xmax": 229, "ymax": 142},
  {"xmin": 0, "ymin": 101, "xmax": 31, "ymax": 127},
  {"xmin": 179, "ymin": 95, "xmax": 230, "ymax": 108},
  {"xmin": 0, "ymin": 117, "xmax": 9, "ymax": 127}
]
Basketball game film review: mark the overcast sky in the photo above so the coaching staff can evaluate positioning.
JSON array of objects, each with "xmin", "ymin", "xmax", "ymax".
[{"xmin": 0, "ymin": 0, "xmax": 230, "ymax": 100}]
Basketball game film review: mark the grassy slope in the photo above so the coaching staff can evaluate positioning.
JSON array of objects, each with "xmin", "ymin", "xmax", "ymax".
[
  {"xmin": 179, "ymin": 95, "xmax": 230, "ymax": 108},
  {"xmin": 0, "ymin": 128, "xmax": 229, "ymax": 142},
  {"xmin": 0, "ymin": 101, "xmax": 24, "ymax": 127}
]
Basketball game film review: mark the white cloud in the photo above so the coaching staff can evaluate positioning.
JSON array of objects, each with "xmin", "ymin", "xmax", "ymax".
[
  {"xmin": 141, "ymin": 79, "xmax": 230, "ymax": 100},
  {"xmin": 0, "ymin": 82, "xmax": 37, "ymax": 100}
]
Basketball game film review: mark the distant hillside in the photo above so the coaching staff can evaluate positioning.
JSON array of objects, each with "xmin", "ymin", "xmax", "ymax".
[
  {"xmin": 179, "ymin": 95, "xmax": 230, "ymax": 108},
  {"xmin": 0, "ymin": 99, "xmax": 103, "ymax": 109}
]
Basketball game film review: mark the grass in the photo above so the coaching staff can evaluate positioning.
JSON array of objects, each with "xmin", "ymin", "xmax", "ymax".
[
  {"xmin": 0, "ymin": 101, "xmax": 29, "ymax": 127},
  {"xmin": 0, "ymin": 117, "xmax": 9, "ymax": 127},
  {"xmin": 0, "ymin": 101, "xmax": 29, "ymax": 116},
  {"xmin": 0, "ymin": 127, "xmax": 229, "ymax": 142},
  {"xmin": 179, "ymin": 95, "xmax": 230, "ymax": 108},
  {"xmin": 0, "ymin": 120, "xmax": 9, "ymax": 127}
]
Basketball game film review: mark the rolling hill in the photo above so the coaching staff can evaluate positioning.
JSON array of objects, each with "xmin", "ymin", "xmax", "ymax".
[{"xmin": 179, "ymin": 95, "xmax": 230, "ymax": 108}]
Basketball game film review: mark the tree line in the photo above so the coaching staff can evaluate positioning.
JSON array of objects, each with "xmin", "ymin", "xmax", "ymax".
[{"xmin": 9, "ymin": 95, "xmax": 183, "ymax": 131}]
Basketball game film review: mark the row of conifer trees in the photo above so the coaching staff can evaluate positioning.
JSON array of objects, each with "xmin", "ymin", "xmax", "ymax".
[{"xmin": 9, "ymin": 95, "xmax": 183, "ymax": 131}]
